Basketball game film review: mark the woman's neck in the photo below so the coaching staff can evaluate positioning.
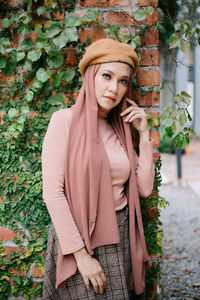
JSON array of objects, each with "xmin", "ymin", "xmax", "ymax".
[{"xmin": 97, "ymin": 105, "xmax": 110, "ymax": 119}]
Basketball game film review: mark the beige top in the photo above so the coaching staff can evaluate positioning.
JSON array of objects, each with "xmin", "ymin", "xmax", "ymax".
[{"xmin": 42, "ymin": 108, "xmax": 154, "ymax": 255}]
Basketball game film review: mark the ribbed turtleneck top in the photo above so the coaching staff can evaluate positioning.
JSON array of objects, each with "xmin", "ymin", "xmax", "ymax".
[
  {"xmin": 98, "ymin": 117, "xmax": 130, "ymax": 210},
  {"xmin": 42, "ymin": 108, "xmax": 154, "ymax": 255}
]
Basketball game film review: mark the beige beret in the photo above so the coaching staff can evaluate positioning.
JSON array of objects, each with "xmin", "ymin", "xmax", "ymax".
[{"xmin": 79, "ymin": 38, "xmax": 139, "ymax": 75}]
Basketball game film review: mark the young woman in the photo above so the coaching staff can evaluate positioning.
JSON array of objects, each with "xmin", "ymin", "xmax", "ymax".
[{"xmin": 42, "ymin": 38, "xmax": 155, "ymax": 299}]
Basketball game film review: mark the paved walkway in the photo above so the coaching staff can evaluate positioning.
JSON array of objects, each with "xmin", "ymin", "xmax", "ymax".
[{"xmin": 158, "ymin": 138, "xmax": 200, "ymax": 299}]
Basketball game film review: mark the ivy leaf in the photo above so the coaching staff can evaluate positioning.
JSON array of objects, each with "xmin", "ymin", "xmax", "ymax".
[
  {"xmin": 169, "ymin": 33, "xmax": 180, "ymax": 49},
  {"xmin": 107, "ymin": 25, "xmax": 120, "ymax": 37},
  {"xmin": 58, "ymin": 66, "xmax": 75, "ymax": 82},
  {"xmin": 46, "ymin": 54, "xmax": 64, "ymax": 68},
  {"xmin": 0, "ymin": 45, "xmax": 5, "ymax": 55},
  {"xmin": 1, "ymin": 61, "xmax": 15, "ymax": 74},
  {"xmin": 25, "ymin": 90, "xmax": 34, "ymax": 102},
  {"xmin": 123, "ymin": 34, "xmax": 131, "ymax": 43},
  {"xmin": 146, "ymin": 6, "xmax": 154, "ymax": 15},
  {"xmin": 133, "ymin": 8, "xmax": 147, "ymax": 22},
  {"xmin": 16, "ymin": 114, "xmax": 27, "ymax": 124},
  {"xmin": 1, "ymin": 17, "xmax": 14, "ymax": 28},
  {"xmin": 27, "ymin": 0, "xmax": 32, "ymax": 11},
  {"xmin": 36, "ymin": 68, "xmax": 50, "ymax": 82},
  {"xmin": 8, "ymin": 108, "xmax": 19, "ymax": 119},
  {"xmin": 16, "ymin": 123, "xmax": 24, "ymax": 132},
  {"xmin": 45, "ymin": 45, "xmax": 60, "ymax": 56},
  {"xmin": 52, "ymin": 73, "xmax": 60, "ymax": 87},
  {"xmin": 37, "ymin": 6, "xmax": 47, "ymax": 16},
  {"xmin": 130, "ymin": 40, "xmax": 136, "ymax": 49},
  {"xmin": 83, "ymin": 9, "xmax": 101, "ymax": 22},
  {"xmin": 172, "ymin": 132, "xmax": 189, "ymax": 149},
  {"xmin": 53, "ymin": 27, "xmax": 78, "ymax": 49},
  {"xmin": 20, "ymin": 104, "xmax": 30, "ymax": 114},
  {"xmin": 35, "ymin": 24, "xmax": 42, "ymax": 33},
  {"xmin": 33, "ymin": 78, "xmax": 43, "ymax": 89},
  {"xmin": 48, "ymin": 106, "xmax": 59, "ymax": 118},
  {"xmin": 20, "ymin": 59, "xmax": 32, "ymax": 71},
  {"xmin": 36, "ymin": 34, "xmax": 49, "ymax": 49},
  {"xmin": 165, "ymin": 126, "xmax": 173, "ymax": 138},
  {"xmin": 10, "ymin": 50, "xmax": 25, "ymax": 62},
  {"xmin": 180, "ymin": 39, "xmax": 190, "ymax": 54},
  {"xmin": 47, "ymin": 93, "xmax": 65, "ymax": 105},
  {"xmin": 174, "ymin": 21, "xmax": 181, "ymax": 31},
  {"xmin": 28, "ymin": 49, "xmax": 42, "ymax": 62},
  {"xmin": 18, "ymin": 23, "xmax": 29, "ymax": 35},
  {"xmin": 0, "ymin": 37, "xmax": 11, "ymax": 47},
  {"xmin": 0, "ymin": 55, "xmax": 7, "ymax": 68},
  {"xmin": 64, "ymin": 13, "xmax": 82, "ymax": 27},
  {"xmin": 45, "ymin": 21, "xmax": 63, "ymax": 38},
  {"xmin": 20, "ymin": 38, "xmax": 35, "ymax": 51},
  {"xmin": 172, "ymin": 120, "xmax": 182, "ymax": 135}
]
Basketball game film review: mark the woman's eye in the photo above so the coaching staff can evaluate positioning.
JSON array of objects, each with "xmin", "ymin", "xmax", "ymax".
[
  {"xmin": 103, "ymin": 73, "xmax": 111, "ymax": 79},
  {"xmin": 121, "ymin": 79, "xmax": 128, "ymax": 85}
]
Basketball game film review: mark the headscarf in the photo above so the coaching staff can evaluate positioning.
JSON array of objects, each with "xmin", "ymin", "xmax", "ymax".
[{"xmin": 56, "ymin": 40, "xmax": 149, "ymax": 295}]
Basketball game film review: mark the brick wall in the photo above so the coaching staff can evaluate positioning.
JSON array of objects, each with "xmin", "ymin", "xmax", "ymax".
[{"xmin": 0, "ymin": 0, "xmax": 160, "ymax": 298}]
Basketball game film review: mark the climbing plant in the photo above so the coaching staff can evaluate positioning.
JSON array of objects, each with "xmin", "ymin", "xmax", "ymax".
[{"xmin": 0, "ymin": 1, "xmax": 194, "ymax": 299}]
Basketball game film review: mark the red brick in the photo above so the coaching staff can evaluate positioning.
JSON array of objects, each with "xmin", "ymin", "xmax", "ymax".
[
  {"xmin": 133, "ymin": 91, "xmax": 160, "ymax": 106},
  {"xmin": 79, "ymin": 0, "xmax": 129, "ymax": 7},
  {"xmin": 53, "ymin": 12, "xmax": 65, "ymax": 21},
  {"xmin": 7, "ymin": 0, "xmax": 20, "ymax": 6},
  {"xmin": 150, "ymin": 131, "xmax": 160, "ymax": 148},
  {"xmin": 106, "ymin": 11, "xmax": 135, "ymax": 26},
  {"xmin": 10, "ymin": 34, "xmax": 19, "ymax": 48},
  {"xmin": 24, "ymin": 32, "xmax": 38, "ymax": 43},
  {"xmin": 0, "ymin": 112, "xmax": 6, "ymax": 124},
  {"xmin": 106, "ymin": 10, "xmax": 158, "ymax": 26},
  {"xmin": 0, "ymin": 73, "xmax": 15, "ymax": 87},
  {"xmin": 31, "ymin": 263, "xmax": 44, "ymax": 278},
  {"xmin": 136, "ymin": 70, "xmax": 160, "ymax": 86},
  {"xmin": 79, "ymin": 29, "xmax": 107, "ymax": 44},
  {"xmin": 77, "ymin": 11, "xmax": 103, "ymax": 24},
  {"xmin": 145, "ymin": 110, "xmax": 160, "ymax": 127},
  {"xmin": 137, "ymin": 0, "xmax": 158, "ymax": 7},
  {"xmin": 64, "ymin": 49, "xmax": 77, "ymax": 65},
  {"xmin": 10, "ymin": 268, "xmax": 26, "ymax": 276},
  {"xmin": 139, "ymin": 49, "xmax": 159, "ymax": 66},
  {"xmin": 153, "ymin": 151, "xmax": 159, "ymax": 163},
  {"xmin": 0, "ymin": 227, "xmax": 20, "ymax": 241},
  {"xmin": 140, "ymin": 29, "xmax": 159, "ymax": 46},
  {"xmin": 3, "ymin": 246, "xmax": 19, "ymax": 259},
  {"xmin": 137, "ymin": 10, "xmax": 158, "ymax": 25}
]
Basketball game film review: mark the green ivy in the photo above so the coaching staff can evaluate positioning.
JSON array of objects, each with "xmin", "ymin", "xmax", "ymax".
[{"xmin": 0, "ymin": 1, "xmax": 193, "ymax": 299}]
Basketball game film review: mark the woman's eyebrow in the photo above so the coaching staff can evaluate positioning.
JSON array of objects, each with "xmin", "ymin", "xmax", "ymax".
[{"xmin": 103, "ymin": 69, "xmax": 130, "ymax": 79}]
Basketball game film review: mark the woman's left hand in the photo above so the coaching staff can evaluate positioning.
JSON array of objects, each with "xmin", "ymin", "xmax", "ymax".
[{"xmin": 120, "ymin": 98, "xmax": 149, "ymax": 134}]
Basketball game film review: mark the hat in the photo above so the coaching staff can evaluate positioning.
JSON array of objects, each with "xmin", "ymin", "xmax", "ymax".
[{"xmin": 79, "ymin": 38, "xmax": 139, "ymax": 75}]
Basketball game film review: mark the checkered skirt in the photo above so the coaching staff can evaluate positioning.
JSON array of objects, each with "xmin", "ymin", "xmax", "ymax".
[{"xmin": 42, "ymin": 205, "xmax": 131, "ymax": 300}]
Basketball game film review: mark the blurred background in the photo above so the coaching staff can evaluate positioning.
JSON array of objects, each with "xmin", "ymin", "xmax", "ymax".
[{"xmin": 158, "ymin": 1, "xmax": 200, "ymax": 298}]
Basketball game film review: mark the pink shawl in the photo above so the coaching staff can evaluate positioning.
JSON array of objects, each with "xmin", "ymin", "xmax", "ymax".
[{"xmin": 56, "ymin": 65, "xmax": 149, "ymax": 295}]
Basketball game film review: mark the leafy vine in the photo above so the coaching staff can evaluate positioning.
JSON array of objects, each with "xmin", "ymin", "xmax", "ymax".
[{"xmin": 0, "ymin": 1, "xmax": 193, "ymax": 299}]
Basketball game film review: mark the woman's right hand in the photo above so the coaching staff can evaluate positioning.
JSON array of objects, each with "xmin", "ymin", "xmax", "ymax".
[{"xmin": 73, "ymin": 247, "xmax": 107, "ymax": 294}]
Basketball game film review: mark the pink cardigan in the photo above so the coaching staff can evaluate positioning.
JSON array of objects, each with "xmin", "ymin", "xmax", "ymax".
[{"xmin": 42, "ymin": 107, "xmax": 155, "ymax": 293}]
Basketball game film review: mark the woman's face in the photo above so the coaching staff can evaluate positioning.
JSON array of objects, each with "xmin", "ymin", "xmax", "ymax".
[{"xmin": 94, "ymin": 62, "xmax": 131, "ymax": 113}]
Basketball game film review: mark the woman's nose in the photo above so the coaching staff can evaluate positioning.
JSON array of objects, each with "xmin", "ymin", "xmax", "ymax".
[{"xmin": 109, "ymin": 80, "xmax": 118, "ymax": 94}]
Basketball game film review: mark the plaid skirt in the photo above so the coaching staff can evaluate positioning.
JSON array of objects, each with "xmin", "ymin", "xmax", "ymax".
[{"xmin": 43, "ymin": 205, "xmax": 132, "ymax": 300}]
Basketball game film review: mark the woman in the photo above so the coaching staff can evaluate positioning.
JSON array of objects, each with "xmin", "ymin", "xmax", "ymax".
[{"xmin": 42, "ymin": 38, "xmax": 155, "ymax": 299}]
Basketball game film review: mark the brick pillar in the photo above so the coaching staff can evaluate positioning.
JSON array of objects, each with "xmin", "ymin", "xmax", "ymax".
[
  {"xmin": 0, "ymin": 0, "xmax": 160, "ymax": 298},
  {"xmin": 76, "ymin": 0, "xmax": 160, "ymax": 298}
]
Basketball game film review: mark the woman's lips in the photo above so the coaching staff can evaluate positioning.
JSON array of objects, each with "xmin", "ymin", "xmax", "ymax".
[{"xmin": 104, "ymin": 96, "xmax": 116, "ymax": 103}]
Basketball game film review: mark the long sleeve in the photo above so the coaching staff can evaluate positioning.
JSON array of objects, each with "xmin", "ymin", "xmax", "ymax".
[
  {"xmin": 42, "ymin": 108, "xmax": 85, "ymax": 255},
  {"xmin": 134, "ymin": 140, "xmax": 155, "ymax": 198}
]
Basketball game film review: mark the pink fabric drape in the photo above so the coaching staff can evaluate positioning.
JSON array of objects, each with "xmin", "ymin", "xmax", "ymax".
[{"xmin": 56, "ymin": 64, "xmax": 149, "ymax": 295}]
